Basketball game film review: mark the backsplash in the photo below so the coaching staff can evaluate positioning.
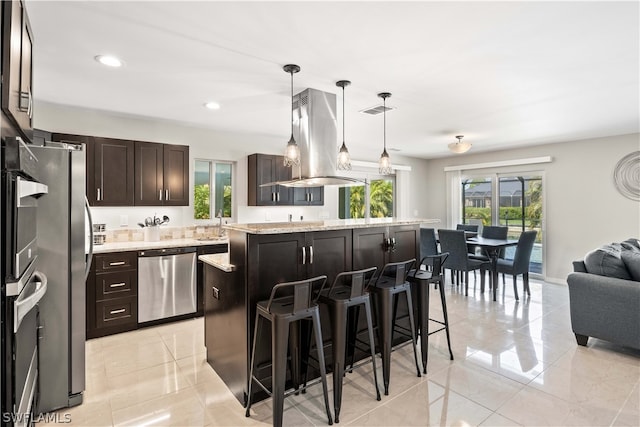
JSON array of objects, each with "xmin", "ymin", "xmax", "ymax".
[{"xmin": 100, "ymin": 225, "xmax": 223, "ymax": 243}]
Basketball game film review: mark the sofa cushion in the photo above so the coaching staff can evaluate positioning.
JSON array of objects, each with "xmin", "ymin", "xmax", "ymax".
[
  {"xmin": 584, "ymin": 243, "xmax": 632, "ymax": 280},
  {"xmin": 621, "ymin": 250, "xmax": 640, "ymax": 281},
  {"xmin": 621, "ymin": 238, "xmax": 640, "ymax": 251}
]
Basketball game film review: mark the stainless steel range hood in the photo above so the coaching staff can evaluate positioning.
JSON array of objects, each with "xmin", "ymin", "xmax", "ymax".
[{"xmin": 264, "ymin": 87, "xmax": 363, "ymax": 188}]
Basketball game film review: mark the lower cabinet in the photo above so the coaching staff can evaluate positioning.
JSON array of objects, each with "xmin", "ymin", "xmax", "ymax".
[
  {"xmin": 196, "ymin": 244, "xmax": 228, "ymax": 316},
  {"xmin": 86, "ymin": 251, "xmax": 138, "ymax": 339}
]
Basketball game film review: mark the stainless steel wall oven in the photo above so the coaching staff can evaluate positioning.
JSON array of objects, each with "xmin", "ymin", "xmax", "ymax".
[{"xmin": 2, "ymin": 137, "xmax": 48, "ymax": 427}]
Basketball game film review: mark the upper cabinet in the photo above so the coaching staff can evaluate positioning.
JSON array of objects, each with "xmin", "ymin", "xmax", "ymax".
[
  {"xmin": 135, "ymin": 141, "xmax": 189, "ymax": 206},
  {"xmin": 293, "ymin": 187, "xmax": 324, "ymax": 206},
  {"xmin": 247, "ymin": 154, "xmax": 293, "ymax": 206},
  {"xmin": 89, "ymin": 137, "xmax": 135, "ymax": 206},
  {"xmin": 162, "ymin": 144, "xmax": 189, "ymax": 206},
  {"xmin": 2, "ymin": 0, "xmax": 34, "ymax": 142},
  {"xmin": 248, "ymin": 153, "xmax": 324, "ymax": 206},
  {"xmin": 51, "ymin": 133, "xmax": 188, "ymax": 207}
]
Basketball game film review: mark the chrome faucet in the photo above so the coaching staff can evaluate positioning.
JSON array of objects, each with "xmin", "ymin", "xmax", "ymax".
[{"xmin": 216, "ymin": 210, "xmax": 225, "ymax": 237}]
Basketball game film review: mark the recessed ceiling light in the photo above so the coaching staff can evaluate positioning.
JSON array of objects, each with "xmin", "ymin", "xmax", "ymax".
[
  {"xmin": 94, "ymin": 55, "xmax": 123, "ymax": 67},
  {"xmin": 204, "ymin": 102, "xmax": 221, "ymax": 110}
]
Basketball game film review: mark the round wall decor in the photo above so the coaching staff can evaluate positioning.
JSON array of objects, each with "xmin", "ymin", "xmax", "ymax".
[{"xmin": 613, "ymin": 151, "xmax": 640, "ymax": 201}]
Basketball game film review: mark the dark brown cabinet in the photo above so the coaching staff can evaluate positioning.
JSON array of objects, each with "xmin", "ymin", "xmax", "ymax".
[
  {"xmin": 162, "ymin": 144, "xmax": 189, "ymax": 206},
  {"xmin": 2, "ymin": 0, "xmax": 33, "ymax": 142},
  {"xmin": 352, "ymin": 224, "xmax": 420, "ymax": 271},
  {"xmin": 293, "ymin": 186, "xmax": 324, "ymax": 206},
  {"xmin": 86, "ymin": 251, "xmax": 138, "ymax": 339},
  {"xmin": 134, "ymin": 142, "xmax": 189, "ymax": 206},
  {"xmin": 134, "ymin": 141, "xmax": 163, "ymax": 205},
  {"xmin": 248, "ymin": 153, "xmax": 293, "ymax": 206},
  {"xmin": 196, "ymin": 244, "xmax": 228, "ymax": 316},
  {"xmin": 50, "ymin": 133, "xmax": 188, "ymax": 206},
  {"xmin": 88, "ymin": 137, "xmax": 135, "ymax": 206}
]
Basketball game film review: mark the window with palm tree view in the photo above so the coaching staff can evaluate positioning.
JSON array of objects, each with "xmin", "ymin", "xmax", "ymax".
[
  {"xmin": 338, "ymin": 178, "xmax": 394, "ymax": 219},
  {"xmin": 194, "ymin": 160, "xmax": 232, "ymax": 220}
]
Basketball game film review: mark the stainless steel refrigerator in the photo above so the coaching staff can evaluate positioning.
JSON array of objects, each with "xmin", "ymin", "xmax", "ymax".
[{"xmin": 31, "ymin": 142, "xmax": 89, "ymax": 412}]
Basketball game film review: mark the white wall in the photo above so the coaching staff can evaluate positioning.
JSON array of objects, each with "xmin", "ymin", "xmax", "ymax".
[{"xmin": 423, "ymin": 133, "xmax": 640, "ymax": 283}]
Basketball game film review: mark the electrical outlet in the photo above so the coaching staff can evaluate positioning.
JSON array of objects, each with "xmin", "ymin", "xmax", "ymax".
[
  {"xmin": 212, "ymin": 287, "xmax": 220, "ymax": 299},
  {"xmin": 120, "ymin": 215, "xmax": 128, "ymax": 226}
]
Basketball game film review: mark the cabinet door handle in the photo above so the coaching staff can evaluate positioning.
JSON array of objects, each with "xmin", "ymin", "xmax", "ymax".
[
  {"xmin": 159, "ymin": 189, "xmax": 163, "ymax": 201},
  {"xmin": 97, "ymin": 188, "xmax": 101, "ymax": 201},
  {"xmin": 309, "ymin": 245, "xmax": 314, "ymax": 264},
  {"xmin": 271, "ymin": 192, "xmax": 275, "ymax": 202},
  {"xmin": 109, "ymin": 261, "xmax": 126, "ymax": 266},
  {"xmin": 166, "ymin": 189, "xmax": 170, "ymax": 201},
  {"xmin": 302, "ymin": 246, "xmax": 306, "ymax": 265},
  {"xmin": 109, "ymin": 308, "xmax": 126, "ymax": 315},
  {"xmin": 309, "ymin": 193, "xmax": 313, "ymax": 202},
  {"xmin": 276, "ymin": 192, "xmax": 280, "ymax": 202},
  {"xmin": 110, "ymin": 282, "xmax": 126, "ymax": 288}
]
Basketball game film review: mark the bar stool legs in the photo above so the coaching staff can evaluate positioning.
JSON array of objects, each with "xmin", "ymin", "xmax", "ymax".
[
  {"xmin": 245, "ymin": 276, "xmax": 333, "ymax": 427},
  {"xmin": 374, "ymin": 285, "xmax": 421, "ymax": 395}
]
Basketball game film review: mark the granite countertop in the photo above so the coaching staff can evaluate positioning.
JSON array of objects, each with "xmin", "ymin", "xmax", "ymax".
[
  {"xmin": 199, "ymin": 253, "xmax": 235, "ymax": 272},
  {"xmin": 224, "ymin": 218, "xmax": 440, "ymax": 235},
  {"xmin": 93, "ymin": 237, "xmax": 228, "ymax": 254}
]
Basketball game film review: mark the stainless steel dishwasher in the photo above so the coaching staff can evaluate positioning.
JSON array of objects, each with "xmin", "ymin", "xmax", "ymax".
[{"xmin": 138, "ymin": 247, "xmax": 197, "ymax": 323}]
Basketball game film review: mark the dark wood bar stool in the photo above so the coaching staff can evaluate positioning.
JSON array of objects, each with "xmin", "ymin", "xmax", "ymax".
[
  {"xmin": 245, "ymin": 276, "xmax": 333, "ymax": 427},
  {"xmin": 369, "ymin": 259, "xmax": 421, "ymax": 395},
  {"xmin": 315, "ymin": 267, "xmax": 381, "ymax": 423},
  {"xmin": 408, "ymin": 253, "xmax": 454, "ymax": 374}
]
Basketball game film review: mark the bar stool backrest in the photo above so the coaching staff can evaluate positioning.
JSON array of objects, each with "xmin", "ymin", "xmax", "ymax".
[
  {"xmin": 376, "ymin": 259, "xmax": 416, "ymax": 287},
  {"xmin": 319, "ymin": 266, "xmax": 377, "ymax": 300},
  {"xmin": 266, "ymin": 275, "xmax": 327, "ymax": 314}
]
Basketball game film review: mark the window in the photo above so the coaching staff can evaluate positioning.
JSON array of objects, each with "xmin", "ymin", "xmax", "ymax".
[
  {"xmin": 461, "ymin": 174, "xmax": 543, "ymax": 274},
  {"xmin": 194, "ymin": 160, "xmax": 233, "ymax": 220},
  {"xmin": 338, "ymin": 177, "xmax": 395, "ymax": 219}
]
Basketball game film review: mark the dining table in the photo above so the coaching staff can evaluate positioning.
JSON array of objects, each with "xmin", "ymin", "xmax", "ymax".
[{"xmin": 466, "ymin": 236, "xmax": 519, "ymax": 301}]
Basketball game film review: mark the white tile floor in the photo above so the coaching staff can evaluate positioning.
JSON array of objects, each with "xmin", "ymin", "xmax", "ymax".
[{"xmin": 39, "ymin": 278, "xmax": 640, "ymax": 426}]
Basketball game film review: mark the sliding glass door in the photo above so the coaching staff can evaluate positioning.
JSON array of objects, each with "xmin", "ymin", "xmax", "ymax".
[{"xmin": 462, "ymin": 174, "xmax": 543, "ymax": 274}]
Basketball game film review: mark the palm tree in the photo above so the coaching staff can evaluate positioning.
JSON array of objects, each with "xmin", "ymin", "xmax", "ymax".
[{"xmin": 369, "ymin": 180, "xmax": 393, "ymax": 218}]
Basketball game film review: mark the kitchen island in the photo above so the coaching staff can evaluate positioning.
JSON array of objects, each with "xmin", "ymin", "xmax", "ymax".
[{"xmin": 201, "ymin": 218, "xmax": 438, "ymax": 404}]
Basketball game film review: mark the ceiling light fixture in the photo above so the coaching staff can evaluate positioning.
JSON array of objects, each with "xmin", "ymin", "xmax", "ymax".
[
  {"xmin": 336, "ymin": 80, "xmax": 352, "ymax": 171},
  {"xmin": 283, "ymin": 64, "xmax": 301, "ymax": 167},
  {"xmin": 94, "ymin": 55, "xmax": 123, "ymax": 68},
  {"xmin": 204, "ymin": 101, "xmax": 220, "ymax": 110},
  {"xmin": 448, "ymin": 135, "xmax": 472, "ymax": 154},
  {"xmin": 378, "ymin": 92, "xmax": 392, "ymax": 175}
]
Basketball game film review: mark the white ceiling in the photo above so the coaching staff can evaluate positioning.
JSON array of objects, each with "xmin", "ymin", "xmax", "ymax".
[{"xmin": 26, "ymin": 1, "xmax": 639, "ymax": 160}]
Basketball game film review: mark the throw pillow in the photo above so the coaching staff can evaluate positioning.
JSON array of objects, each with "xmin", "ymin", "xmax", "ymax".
[
  {"xmin": 584, "ymin": 243, "xmax": 632, "ymax": 280},
  {"xmin": 621, "ymin": 250, "xmax": 640, "ymax": 281}
]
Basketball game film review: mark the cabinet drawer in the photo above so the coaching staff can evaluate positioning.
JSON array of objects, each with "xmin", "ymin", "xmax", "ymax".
[
  {"xmin": 96, "ymin": 297, "xmax": 137, "ymax": 329},
  {"xmin": 95, "ymin": 270, "xmax": 136, "ymax": 300},
  {"xmin": 94, "ymin": 252, "xmax": 137, "ymax": 272}
]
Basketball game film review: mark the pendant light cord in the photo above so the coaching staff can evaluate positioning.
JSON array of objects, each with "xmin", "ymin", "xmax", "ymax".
[
  {"xmin": 342, "ymin": 86, "xmax": 345, "ymax": 143},
  {"xmin": 383, "ymin": 96, "xmax": 387, "ymax": 151},
  {"xmin": 290, "ymin": 70, "xmax": 294, "ymax": 135}
]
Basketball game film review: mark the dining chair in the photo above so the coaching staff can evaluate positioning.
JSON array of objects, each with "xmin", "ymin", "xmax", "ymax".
[
  {"xmin": 456, "ymin": 224, "xmax": 479, "ymax": 233},
  {"xmin": 438, "ymin": 229, "xmax": 488, "ymax": 296},
  {"xmin": 470, "ymin": 225, "xmax": 509, "ymax": 286},
  {"xmin": 419, "ymin": 228, "xmax": 438, "ymax": 270},
  {"xmin": 494, "ymin": 230, "xmax": 538, "ymax": 300}
]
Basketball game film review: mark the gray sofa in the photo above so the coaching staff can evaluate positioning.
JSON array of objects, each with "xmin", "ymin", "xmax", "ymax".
[{"xmin": 567, "ymin": 239, "xmax": 640, "ymax": 350}]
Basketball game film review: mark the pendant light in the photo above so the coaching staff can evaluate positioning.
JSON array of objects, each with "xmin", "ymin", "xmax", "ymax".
[
  {"xmin": 378, "ymin": 92, "xmax": 392, "ymax": 175},
  {"xmin": 283, "ymin": 64, "xmax": 301, "ymax": 166},
  {"xmin": 336, "ymin": 80, "xmax": 352, "ymax": 170},
  {"xmin": 448, "ymin": 135, "xmax": 472, "ymax": 154}
]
